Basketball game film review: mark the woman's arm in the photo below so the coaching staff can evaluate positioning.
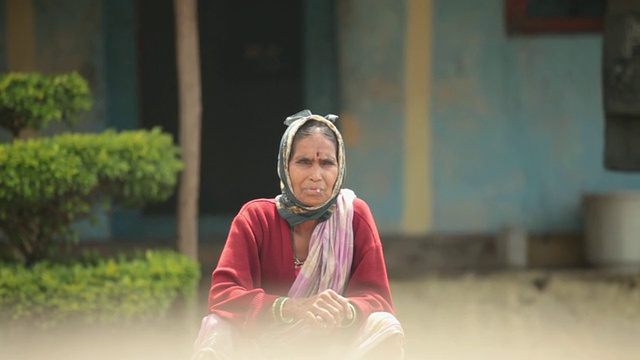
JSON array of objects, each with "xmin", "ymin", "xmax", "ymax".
[
  {"xmin": 343, "ymin": 199, "xmax": 395, "ymax": 324},
  {"xmin": 208, "ymin": 207, "xmax": 279, "ymax": 330}
]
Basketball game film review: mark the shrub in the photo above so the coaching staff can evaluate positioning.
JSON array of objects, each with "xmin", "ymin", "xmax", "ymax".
[
  {"xmin": 0, "ymin": 250, "xmax": 201, "ymax": 328},
  {"xmin": 0, "ymin": 72, "xmax": 92, "ymax": 137},
  {"xmin": 0, "ymin": 128, "xmax": 183, "ymax": 264}
]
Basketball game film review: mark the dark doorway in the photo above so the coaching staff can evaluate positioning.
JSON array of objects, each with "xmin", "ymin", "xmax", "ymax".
[{"xmin": 136, "ymin": 0, "xmax": 303, "ymax": 215}]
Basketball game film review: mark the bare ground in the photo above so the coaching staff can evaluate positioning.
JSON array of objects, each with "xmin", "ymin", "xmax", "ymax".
[
  {"xmin": 393, "ymin": 270, "xmax": 640, "ymax": 360},
  {"xmin": 3, "ymin": 269, "xmax": 640, "ymax": 360}
]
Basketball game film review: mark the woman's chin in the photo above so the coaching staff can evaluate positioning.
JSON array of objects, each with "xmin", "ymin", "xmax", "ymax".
[{"xmin": 299, "ymin": 194, "xmax": 328, "ymax": 207}]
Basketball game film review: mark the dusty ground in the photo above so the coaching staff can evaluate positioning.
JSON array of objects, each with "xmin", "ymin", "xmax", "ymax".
[
  {"xmin": 2, "ymin": 269, "xmax": 640, "ymax": 360},
  {"xmin": 393, "ymin": 270, "xmax": 640, "ymax": 360}
]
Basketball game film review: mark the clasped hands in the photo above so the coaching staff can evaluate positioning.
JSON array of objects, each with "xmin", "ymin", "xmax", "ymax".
[{"xmin": 282, "ymin": 289, "xmax": 356, "ymax": 331}]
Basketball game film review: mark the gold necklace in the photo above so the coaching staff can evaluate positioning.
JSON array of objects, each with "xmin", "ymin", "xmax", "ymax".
[{"xmin": 290, "ymin": 227, "xmax": 305, "ymax": 270}]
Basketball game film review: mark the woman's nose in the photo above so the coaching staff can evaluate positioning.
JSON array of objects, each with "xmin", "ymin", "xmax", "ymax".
[{"xmin": 309, "ymin": 164, "xmax": 322, "ymax": 180}]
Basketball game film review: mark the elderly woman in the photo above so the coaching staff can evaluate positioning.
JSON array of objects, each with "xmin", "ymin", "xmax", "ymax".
[{"xmin": 192, "ymin": 110, "xmax": 404, "ymax": 360}]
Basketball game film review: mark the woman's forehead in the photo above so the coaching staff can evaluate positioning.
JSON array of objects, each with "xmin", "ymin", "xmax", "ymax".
[{"xmin": 292, "ymin": 134, "xmax": 336, "ymax": 152}]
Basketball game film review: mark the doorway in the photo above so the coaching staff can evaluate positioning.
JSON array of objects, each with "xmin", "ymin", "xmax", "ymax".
[{"xmin": 136, "ymin": 0, "xmax": 304, "ymax": 215}]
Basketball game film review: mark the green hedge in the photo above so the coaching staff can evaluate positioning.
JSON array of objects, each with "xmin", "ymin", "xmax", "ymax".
[
  {"xmin": 0, "ymin": 128, "xmax": 183, "ymax": 264},
  {"xmin": 0, "ymin": 127, "xmax": 181, "ymax": 206},
  {"xmin": 0, "ymin": 250, "xmax": 200, "ymax": 327},
  {"xmin": 0, "ymin": 72, "xmax": 92, "ymax": 137}
]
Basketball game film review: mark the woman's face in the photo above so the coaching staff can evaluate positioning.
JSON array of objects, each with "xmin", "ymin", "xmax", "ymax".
[{"xmin": 288, "ymin": 131, "xmax": 338, "ymax": 206}]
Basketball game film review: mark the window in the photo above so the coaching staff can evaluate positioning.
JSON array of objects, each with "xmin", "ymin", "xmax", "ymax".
[{"xmin": 505, "ymin": 0, "xmax": 605, "ymax": 34}]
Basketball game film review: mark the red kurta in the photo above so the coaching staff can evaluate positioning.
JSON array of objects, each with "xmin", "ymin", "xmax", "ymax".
[{"xmin": 208, "ymin": 197, "xmax": 394, "ymax": 331}]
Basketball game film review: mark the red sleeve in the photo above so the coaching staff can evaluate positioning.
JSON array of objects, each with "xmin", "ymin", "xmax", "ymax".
[
  {"xmin": 208, "ymin": 206, "xmax": 279, "ymax": 331},
  {"xmin": 344, "ymin": 199, "xmax": 395, "ymax": 324}
]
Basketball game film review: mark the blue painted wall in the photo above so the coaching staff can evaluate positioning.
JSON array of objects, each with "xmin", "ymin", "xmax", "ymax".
[
  {"xmin": 304, "ymin": 0, "xmax": 339, "ymax": 115},
  {"xmin": 33, "ymin": 0, "xmax": 106, "ymax": 135},
  {"xmin": 36, "ymin": 0, "xmax": 109, "ymax": 239},
  {"xmin": 103, "ymin": 0, "xmax": 138, "ymax": 132},
  {"xmin": 432, "ymin": 0, "xmax": 640, "ymax": 233},
  {"xmin": 7, "ymin": 0, "xmax": 636, "ymax": 240},
  {"xmin": 338, "ymin": 0, "xmax": 406, "ymax": 234}
]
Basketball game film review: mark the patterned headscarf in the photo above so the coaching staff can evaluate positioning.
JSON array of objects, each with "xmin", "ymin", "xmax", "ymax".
[{"xmin": 276, "ymin": 109, "xmax": 346, "ymax": 226}]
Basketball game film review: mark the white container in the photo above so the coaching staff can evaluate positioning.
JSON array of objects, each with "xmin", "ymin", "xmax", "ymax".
[
  {"xmin": 584, "ymin": 192, "xmax": 640, "ymax": 266},
  {"xmin": 497, "ymin": 225, "xmax": 528, "ymax": 268}
]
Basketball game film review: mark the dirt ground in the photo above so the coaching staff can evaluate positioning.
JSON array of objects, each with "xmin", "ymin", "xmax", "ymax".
[
  {"xmin": 2, "ymin": 269, "xmax": 640, "ymax": 360},
  {"xmin": 393, "ymin": 270, "xmax": 640, "ymax": 360}
]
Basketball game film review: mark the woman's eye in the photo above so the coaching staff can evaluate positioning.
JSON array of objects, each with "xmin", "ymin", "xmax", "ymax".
[
  {"xmin": 296, "ymin": 158, "xmax": 311, "ymax": 165},
  {"xmin": 321, "ymin": 159, "xmax": 336, "ymax": 166}
]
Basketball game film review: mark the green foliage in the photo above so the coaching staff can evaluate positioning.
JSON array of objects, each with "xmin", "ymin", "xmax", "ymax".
[
  {"xmin": 0, "ymin": 128, "xmax": 183, "ymax": 264},
  {"xmin": 0, "ymin": 72, "xmax": 92, "ymax": 137},
  {"xmin": 0, "ymin": 250, "xmax": 201, "ymax": 327}
]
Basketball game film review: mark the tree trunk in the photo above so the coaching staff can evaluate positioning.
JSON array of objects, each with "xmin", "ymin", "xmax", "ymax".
[{"xmin": 174, "ymin": 0, "xmax": 201, "ymax": 261}]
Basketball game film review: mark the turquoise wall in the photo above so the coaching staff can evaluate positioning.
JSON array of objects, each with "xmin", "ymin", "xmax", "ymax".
[
  {"xmin": 37, "ymin": 0, "xmax": 109, "ymax": 239},
  {"xmin": 103, "ymin": 0, "xmax": 138, "ymax": 132},
  {"xmin": 338, "ymin": 0, "xmax": 406, "ymax": 234},
  {"xmin": 7, "ymin": 0, "xmax": 638, "ymax": 239},
  {"xmin": 102, "ymin": 0, "xmax": 149, "ymax": 240},
  {"xmin": 432, "ymin": 0, "xmax": 640, "ymax": 233},
  {"xmin": 33, "ymin": 0, "xmax": 106, "ymax": 135},
  {"xmin": 304, "ymin": 0, "xmax": 339, "ymax": 115}
]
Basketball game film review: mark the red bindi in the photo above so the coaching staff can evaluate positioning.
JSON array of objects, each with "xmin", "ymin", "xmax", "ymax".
[{"xmin": 316, "ymin": 152, "xmax": 320, "ymax": 158}]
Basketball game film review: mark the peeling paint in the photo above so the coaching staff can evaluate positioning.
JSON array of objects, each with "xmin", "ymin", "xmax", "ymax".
[
  {"xmin": 339, "ymin": 111, "xmax": 361, "ymax": 147},
  {"xmin": 436, "ymin": 77, "xmax": 490, "ymax": 119},
  {"xmin": 367, "ymin": 76, "xmax": 401, "ymax": 101}
]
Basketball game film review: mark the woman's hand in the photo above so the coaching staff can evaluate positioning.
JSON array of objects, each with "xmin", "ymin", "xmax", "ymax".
[{"xmin": 283, "ymin": 289, "xmax": 355, "ymax": 331}]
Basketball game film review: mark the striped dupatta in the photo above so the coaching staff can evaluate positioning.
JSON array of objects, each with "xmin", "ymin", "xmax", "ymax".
[{"xmin": 288, "ymin": 189, "xmax": 356, "ymax": 298}]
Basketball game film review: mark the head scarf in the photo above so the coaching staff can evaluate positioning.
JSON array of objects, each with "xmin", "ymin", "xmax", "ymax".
[{"xmin": 276, "ymin": 109, "xmax": 346, "ymax": 226}]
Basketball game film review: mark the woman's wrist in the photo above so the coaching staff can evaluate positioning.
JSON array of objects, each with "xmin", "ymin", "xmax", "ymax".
[
  {"xmin": 272, "ymin": 296, "xmax": 294, "ymax": 323},
  {"xmin": 339, "ymin": 302, "xmax": 357, "ymax": 328}
]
